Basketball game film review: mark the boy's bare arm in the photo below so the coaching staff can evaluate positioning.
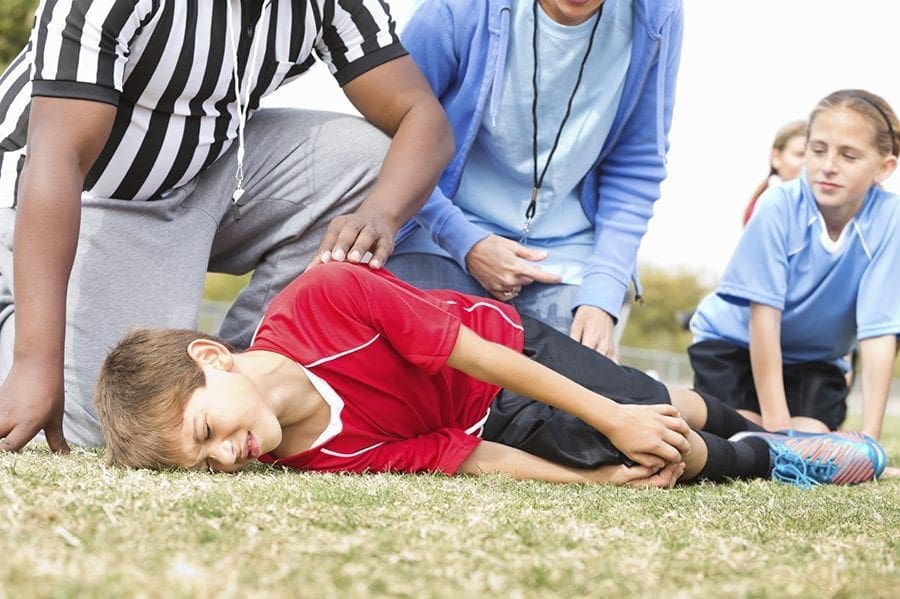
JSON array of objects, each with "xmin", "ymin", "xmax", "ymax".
[
  {"xmin": 458, "ymin": 440, "xmax": 683, "ymax": 487},
  {"xmin": 748, "ymin": 302, "xmax": 791, "ymax": 431},
  {"xmin": 858, "ymin": 334, "xmax": 897, "ymax": 440},
  {"xmin": 446, "ymin": 326, "xmax": 691, "ymax": 469}
]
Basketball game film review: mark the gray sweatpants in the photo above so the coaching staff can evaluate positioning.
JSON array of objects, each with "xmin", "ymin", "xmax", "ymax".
[{"xmin": 0, "ymin": 108, "xmax": 389, "ymax": 446}]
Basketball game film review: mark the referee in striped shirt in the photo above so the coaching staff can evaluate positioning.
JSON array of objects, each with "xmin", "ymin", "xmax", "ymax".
[{"xmin": 0, "ymin": 1, "xmax": 453, "ymax": 451}]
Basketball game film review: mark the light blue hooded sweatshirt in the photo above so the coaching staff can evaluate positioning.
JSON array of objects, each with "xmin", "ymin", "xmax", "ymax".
[{"xmin": 396, "ymin": 0, "xmax": 683, "ymax": 319}]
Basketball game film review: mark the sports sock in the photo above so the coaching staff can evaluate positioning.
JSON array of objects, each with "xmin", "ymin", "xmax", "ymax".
[
  {"xmin": 694, "ymin": 430, "xmax": 771, "ymax": 482},
  {"xmin": 695, "ymin": 389, "xmax": 765, "ymax": 437}
]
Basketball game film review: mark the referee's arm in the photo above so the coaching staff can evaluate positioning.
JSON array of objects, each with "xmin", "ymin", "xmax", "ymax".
[
  {"xmin": 310, "ymin": 55, "xmax": 453, "ymax": 271},
  {"xmin": 0, "ymin": 97, "xmax": 115, "ymax": 453}
]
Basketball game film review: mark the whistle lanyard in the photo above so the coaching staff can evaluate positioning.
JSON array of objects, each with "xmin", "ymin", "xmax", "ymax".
[
  {"xmin": 522, "ymin": 1, "xmax": 603, "ymax": 240},
  {"xmin": 225, "ymin": 1, "xmax": 265, "ymax": 220}
]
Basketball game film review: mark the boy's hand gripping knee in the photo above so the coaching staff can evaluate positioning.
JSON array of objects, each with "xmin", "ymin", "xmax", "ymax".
[{"xmin": 606, "ymin": 404, "xmax": 691, "ymax": 469}]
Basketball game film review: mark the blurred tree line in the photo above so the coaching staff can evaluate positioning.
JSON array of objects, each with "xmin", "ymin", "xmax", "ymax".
[
  {"xmin": 621, "ymin": 266, "xmax": 711, "ymax": 353},
  {"xmin": 0, "ymin": 0, "xmax": 38, "ymax": 69}
]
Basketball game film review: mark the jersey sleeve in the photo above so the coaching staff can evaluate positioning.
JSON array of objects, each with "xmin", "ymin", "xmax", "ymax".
[
  {"xmin": 857, "ymin": 200, "xmax": 900, "ymax": 340},
  {"xmin": 29, "ymin": 0, "xmax": 154, "ymax": 106},
  {"xmin": 315, "ymin": 0, "xmax": 408, "ymax": 86},
  {"xmin": 279, "ymin": 263, "xmax": 462, "ymax": 374},
  {"xmin": 715, "ymin": 188, "xmax": 791, "ymax": 310}
]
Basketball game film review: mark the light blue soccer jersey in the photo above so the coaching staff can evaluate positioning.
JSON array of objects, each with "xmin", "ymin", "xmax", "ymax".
[{"xmin": 691, "ymin": 177, "xmax": 900, "ymax": 368}]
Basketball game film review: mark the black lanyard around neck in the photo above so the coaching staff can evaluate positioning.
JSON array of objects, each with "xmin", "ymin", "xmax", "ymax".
[{"xmin": 523, "ymin": 0, "xmax": 603, "ymax": 240}]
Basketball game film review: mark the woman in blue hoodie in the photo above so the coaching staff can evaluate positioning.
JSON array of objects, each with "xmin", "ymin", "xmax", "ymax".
[{"xmin": 387, "ymin": 0, "xmax": 683, "ymax": 362}]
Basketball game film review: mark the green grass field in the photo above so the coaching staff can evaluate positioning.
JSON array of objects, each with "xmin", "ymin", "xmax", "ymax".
[{"xmin": 2, "ymin": 416, "xmax": 898, "ymax": 598}]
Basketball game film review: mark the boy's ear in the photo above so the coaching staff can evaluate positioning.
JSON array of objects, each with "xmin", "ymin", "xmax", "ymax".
[{"xmin": 187, "ymin": 339, "xmax": 235, "ymax": 371}]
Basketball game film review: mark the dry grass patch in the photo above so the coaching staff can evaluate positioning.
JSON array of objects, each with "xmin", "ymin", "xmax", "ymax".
[{"xmin": 2, "ymin": 418, "xmax": 898, "ymax": 598}]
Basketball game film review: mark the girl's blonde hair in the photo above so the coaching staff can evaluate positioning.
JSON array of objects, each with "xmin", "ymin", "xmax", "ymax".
[{"xmin": 810, "ymin": 89, "xmax": 900, "ymax": 158}]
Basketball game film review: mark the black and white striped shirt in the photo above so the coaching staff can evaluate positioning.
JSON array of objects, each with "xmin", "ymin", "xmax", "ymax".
[{"xmin": 0, "ymin": 0, "xmax": 406, "ymax": 206}]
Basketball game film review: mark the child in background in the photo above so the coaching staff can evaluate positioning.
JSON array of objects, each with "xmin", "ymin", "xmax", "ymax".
[
  {"xmin": 743, "ymin": 120, "xmax": 808, "ymax": 225},
  {"xmin": 690, "ymin": 89, "xmax": 900, "ymax": 440},
  {"xmin": 94, "ymin": 263, "xmax": 886, "ymax": 489}
]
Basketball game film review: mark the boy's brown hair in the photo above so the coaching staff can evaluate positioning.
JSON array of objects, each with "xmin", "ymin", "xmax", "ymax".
[{"xmin": 94, "ymin": 328, "xmax": 233, "ymax": 469}]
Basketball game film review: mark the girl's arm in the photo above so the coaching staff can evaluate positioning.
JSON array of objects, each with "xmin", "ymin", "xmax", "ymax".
[
  {"xmin": 749, "ymin": 302, "xmax": 792, "ymax": 431},
  {"xmin": 858, "ymin": 334, "xmax": 898, "ymax": 440},
  {"xmin": 458, "ymin": 440, "xmax": 682, "ymax": 487},
  {"xmin": 446, "ymin": 326, "xmax": 691, "ymax": 469}
]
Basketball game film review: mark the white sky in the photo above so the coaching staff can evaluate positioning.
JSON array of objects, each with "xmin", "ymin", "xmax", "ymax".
[{"xmin": 264, "ymin": 0, "xmax": 900, "ymax": 281}]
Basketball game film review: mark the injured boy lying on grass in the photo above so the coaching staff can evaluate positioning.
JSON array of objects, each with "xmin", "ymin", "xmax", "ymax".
[{"xmin": 94, "ymin": 263, "xmax": 887, "ymax": 489}]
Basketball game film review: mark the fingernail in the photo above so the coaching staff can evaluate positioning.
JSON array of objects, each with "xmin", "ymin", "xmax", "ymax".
[
  {"xmin": 369, "ymin": 259, "xmax": 381, "ymax": 269},
  {"xmin": 349, "ymin": 250, "xmax": 361, "ymax": 262},
  {"xmin": 320, "ymin": 251, "xmax": 331, "ymax": 263},
  {"xmin": 332, "ymin": 249, "xmax": 345, "ymax": 261}
]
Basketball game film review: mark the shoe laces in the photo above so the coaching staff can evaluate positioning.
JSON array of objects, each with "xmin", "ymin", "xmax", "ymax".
[{"xmin": 770, "ymin": 446, "xmax": 839, "ymax": 490}]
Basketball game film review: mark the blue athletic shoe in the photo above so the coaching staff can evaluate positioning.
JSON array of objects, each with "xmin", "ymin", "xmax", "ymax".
[{"xmin": 731, "ymin": 430, "xmax": 887, "ymax": 489}]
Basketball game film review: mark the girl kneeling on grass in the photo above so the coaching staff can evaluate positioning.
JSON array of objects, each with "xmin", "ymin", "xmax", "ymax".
[
  {"xmin": 94, "ymin": 262, "xmax": 886, "ymax": 489},
  {"xmin": 690, "ymin": 89, "xmax": 900, "ymax": 440}
]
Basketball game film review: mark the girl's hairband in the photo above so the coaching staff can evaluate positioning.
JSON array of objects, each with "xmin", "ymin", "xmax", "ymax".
[{"xmin": 854, "ymin": 93, "xmax": 898, "ymax": 156}]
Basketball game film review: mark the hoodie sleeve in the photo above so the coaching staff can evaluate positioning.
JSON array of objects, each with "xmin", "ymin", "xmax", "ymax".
[{"xmin": 573, "ymin": 2, "xmax": 684, "ymax": 319}]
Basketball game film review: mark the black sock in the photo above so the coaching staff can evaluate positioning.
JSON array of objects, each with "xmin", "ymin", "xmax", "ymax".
[
  {"xmin": 694, "ymin": 430, "xmax": 771, "ymax": 482},
  {"xmin": 695, "ymin": 389, "xmax": 765, "ymax": 437}
]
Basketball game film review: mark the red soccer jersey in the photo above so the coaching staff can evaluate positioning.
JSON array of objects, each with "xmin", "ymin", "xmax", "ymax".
[{"xmin": 254, "ymin": 263, "xmax": 525, "ymax": 475}]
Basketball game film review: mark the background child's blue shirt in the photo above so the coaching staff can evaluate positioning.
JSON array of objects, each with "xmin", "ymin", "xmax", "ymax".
[
  {"xmin": 691, "ymin": 177, "xmax": 900, "ymax": 369},
  {"xmin": 398, "ymin": 0, "xmax": 632, "ymax": 286},
  {"xmin": 395, "ymin": 0, "xmax": 683, "ymax": 319}
]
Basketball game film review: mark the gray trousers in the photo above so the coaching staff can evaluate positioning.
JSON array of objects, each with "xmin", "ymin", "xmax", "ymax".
[{"xmin": 0, "ymin": 109, "xmax": 389, "ymax": 446}]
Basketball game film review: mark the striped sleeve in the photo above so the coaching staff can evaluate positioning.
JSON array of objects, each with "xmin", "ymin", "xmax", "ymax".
[
  {"xmin": 0, "ymin": 48, "xmax": 33, "ymax": 207},
  {"xmin": 316, "ymin": 0, "xmax": 408, "ymax": 86},
  {"xmin": 29, "ymin": 0, "xmax": 157, "ymax": 106}
]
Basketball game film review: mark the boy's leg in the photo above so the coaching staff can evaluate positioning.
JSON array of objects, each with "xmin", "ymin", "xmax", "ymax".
[
  {"xmin": 483, "ymin": 314, "xmax": 674, "ymax": 468},
  {"xmin": 667, "ymin": 387, "xmax": 765, "ymax": 436},
  {"xmin": 483, "ymin": 315, "xmax": 773, "ymax": 482},
  {"xmin": 203, "ymin": 109, "xmax": 390, "ymax": 349},
  {"xmin": 679, "ymin": 428, "xmax": 771, "ymax": 482}
]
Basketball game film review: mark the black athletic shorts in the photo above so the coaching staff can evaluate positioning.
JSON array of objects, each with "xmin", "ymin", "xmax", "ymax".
[
  {"xmin": 482, "ymin": 314, "xmax": 671, "ymax": 469},
  {"xmin": 687, "ymin": 339, "xmax": 848, "ymax": 430}
]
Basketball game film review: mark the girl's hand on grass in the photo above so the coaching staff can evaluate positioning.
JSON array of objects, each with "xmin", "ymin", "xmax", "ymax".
[{"xmin": 605, "ymin": 404, "xmax": 691, "ymax": 469}]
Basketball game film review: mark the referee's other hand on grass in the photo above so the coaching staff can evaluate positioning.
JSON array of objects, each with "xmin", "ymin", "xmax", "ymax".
[{"xmin": 0, "ymin": 364, "xmax": 70, "ymax": 453}]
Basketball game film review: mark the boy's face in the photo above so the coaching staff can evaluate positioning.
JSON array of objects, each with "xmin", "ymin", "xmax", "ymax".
[{"xmin": 174, "ymin": 364, "xmax": 283, "ymax": 473}]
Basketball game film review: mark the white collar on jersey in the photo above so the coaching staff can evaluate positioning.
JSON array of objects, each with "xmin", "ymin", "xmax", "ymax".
[{"xmin": 817, "ymin": 211, "xmax": 854, "ymax": 255}]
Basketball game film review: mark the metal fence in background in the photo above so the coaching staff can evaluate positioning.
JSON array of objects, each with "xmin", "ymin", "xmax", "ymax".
[{"xmin": 618, "ymin": 345, "xmax": 694, "ymax": 386}]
